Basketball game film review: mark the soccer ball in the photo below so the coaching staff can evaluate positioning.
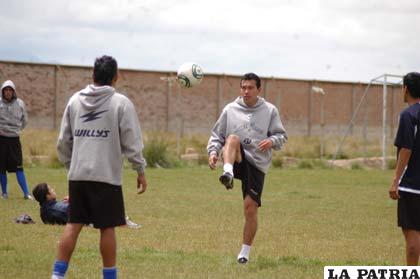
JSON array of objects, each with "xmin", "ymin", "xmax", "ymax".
[{"xmin": 177, "ymin": 62, "xmax": 204, "ymax": 88}]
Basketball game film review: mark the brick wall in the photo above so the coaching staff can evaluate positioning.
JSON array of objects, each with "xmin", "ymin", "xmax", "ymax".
[{"xmin": 0, "ymin": 60, "xmax": 405, "ymax": 137}]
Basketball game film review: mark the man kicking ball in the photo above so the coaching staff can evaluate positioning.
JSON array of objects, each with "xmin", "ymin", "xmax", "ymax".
[{"xmin": 207, "ymin": 73, "xmax": 287, "ymax": 264}]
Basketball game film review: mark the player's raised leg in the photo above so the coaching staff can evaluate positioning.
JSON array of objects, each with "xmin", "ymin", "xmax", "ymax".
[{"xmin": 220, "ymin": 135, "xmax": 242, "ymax": 189}]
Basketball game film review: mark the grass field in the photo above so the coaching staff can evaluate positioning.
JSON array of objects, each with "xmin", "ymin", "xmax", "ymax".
[
  {"xmin": 0, "ymin": 167, "xmax": 403, "ymax": 278},
  {"xmin": 18, "ymin": 129, "xmax": 398, "ymax": 170}
]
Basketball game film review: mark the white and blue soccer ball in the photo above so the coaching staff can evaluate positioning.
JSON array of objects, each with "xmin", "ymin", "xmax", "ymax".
[{"xmin": 177, "ymin": 62, "xmax": 204, "ymax": 88}]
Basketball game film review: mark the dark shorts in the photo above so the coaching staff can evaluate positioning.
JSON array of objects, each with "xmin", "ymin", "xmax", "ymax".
[
  {"xmin": 68, "ymin": 181, "xmax": 126, "ymax": 229},
  {"xmin": 233, "ymin": 145, "xmax": 265, "ymax": 207},
  {"xmin": 0, "ymin": 136, "xmax": 23, "ymax": 173},
  {"xmin": 398, "ymin": 190, "xmax": 420, "ymax": 231}
]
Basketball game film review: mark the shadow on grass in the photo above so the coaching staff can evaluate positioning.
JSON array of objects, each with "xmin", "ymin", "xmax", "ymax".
[
  {"xmin": 285, "ymin": 191, "xmax": 322, "ymax": 199},
  {"xmin": 121, "ymin": 246, "xmax": 218, "ymax": 265},
  {"xmin": 0, "ymin": 245, "xmax": 16, "ymax": 252},
  {"xmin": 251, "ymin": 255, "xmax": 324, "ymax": 271},
  {"xmin": 251, "ymin": 256, "xmax": 392, "ymax": 272}
]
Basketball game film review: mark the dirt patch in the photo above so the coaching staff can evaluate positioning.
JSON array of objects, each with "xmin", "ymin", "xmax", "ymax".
[{"xmin": 328, "ymin": 157, "xmax": 394, "ymax": 169}]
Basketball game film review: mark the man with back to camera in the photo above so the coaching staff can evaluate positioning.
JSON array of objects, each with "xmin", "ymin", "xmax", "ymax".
[
  {"xmin": 207, "ymin": 73, "xmax": 287, "ymax": 264},
  {"xmin": 389, "ymin": 72, "xmax": 420, "ymax": 265},
  {"xmin": 51, "ymin": 55, "xmax": 147, "ymax": 279},
  {"xmin": 0, "ymin": 80, "xmax": 32, "ymax": 200}
]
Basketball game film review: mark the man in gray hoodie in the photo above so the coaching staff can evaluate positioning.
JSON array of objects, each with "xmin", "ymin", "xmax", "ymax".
[
  {"xmin": 52, "ymin": 55, "xmax": 147, "ymax": 279},
  {"xmin": 207, "ymin": 73, "xmax": 287, "ymax": 264},
  {"xmin": 0, "ymin": 80, "xmax": 32, "ymax": 199}
]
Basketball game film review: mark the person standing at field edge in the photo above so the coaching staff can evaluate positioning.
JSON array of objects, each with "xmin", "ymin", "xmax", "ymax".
[
  {"xmin": 389, "ymin": 72, "xmax": 420, "ymax": 265},
  {"xmin": 52, "ymin": 55, "xmax": 147, "ymax": 279},
  {"xmin": 207, "ymin": 72, "xmax": 287, "ymax": 264},
  {"xmin": 0, "ymin": 80, "xmax": 32, "ymax": 200}
]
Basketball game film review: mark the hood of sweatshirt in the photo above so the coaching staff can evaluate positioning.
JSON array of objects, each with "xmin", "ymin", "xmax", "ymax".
[
  {"xmin": 235, "ymin": 96, "xmax": 265, "ymax": 110},
  {"xmin": 1, "ymin": 80, "xmax": 17, "ymax": 101},
  {"xmin": 78, "ymin": 84, "xmax": 115, "ymax": 110}
]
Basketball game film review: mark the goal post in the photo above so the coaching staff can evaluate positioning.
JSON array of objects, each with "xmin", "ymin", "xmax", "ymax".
[{"xmin": 331, "ymin": 74, "xmax": 403, "ymax": 170}]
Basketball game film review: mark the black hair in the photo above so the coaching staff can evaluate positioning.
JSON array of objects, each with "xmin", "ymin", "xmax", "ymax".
[
  {"xmin": 93, "ymin": 55, "xmax": 118, "ymax": 86},
  {"xmin": 32, "ymin": 183, "xmax": 49, "ymax": 204},
  {"xmin": 403, "ymin": 72, "xmax": 420, "ymax": 98},
  {"xmin": 1, "ymin": 86, "xmax": 15, "ymax": 100},
  {"xmin": 240, "ymin": 72, "xmax": 261, "ymax": 89}
]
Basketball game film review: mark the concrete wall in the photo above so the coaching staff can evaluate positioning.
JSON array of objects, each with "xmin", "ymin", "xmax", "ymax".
[{"xmin": 0, "ymin": 60, "xmax": 405, "ymax": 137}]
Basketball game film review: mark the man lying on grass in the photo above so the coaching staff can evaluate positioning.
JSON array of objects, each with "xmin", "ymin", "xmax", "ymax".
[
  {"xmin": 32, "ymin": 183, "xmax": 140, "ymax": 228},
  {"xmin": 32, "ymin": 183, "xmax": 68, "ymax": 225}
]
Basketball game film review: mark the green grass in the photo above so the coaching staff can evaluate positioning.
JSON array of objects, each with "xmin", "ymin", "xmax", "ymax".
[
  {"xmin": 0, "ymin": 167, "xmax": 402, "ymax": 278},
  {"xmin": 19, "ymin": 129, "xmax": 398, "ymax": 170}
]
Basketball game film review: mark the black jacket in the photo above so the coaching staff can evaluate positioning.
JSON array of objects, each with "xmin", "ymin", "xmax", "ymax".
[{"xmin": 40, "ymin": 200, "xmax": 69, "ymax": 225}]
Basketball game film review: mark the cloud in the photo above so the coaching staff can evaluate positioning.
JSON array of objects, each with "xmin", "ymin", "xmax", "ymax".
[{"xmin": 0, "ymin": 0, "xmax": 419, "ymax": 82}]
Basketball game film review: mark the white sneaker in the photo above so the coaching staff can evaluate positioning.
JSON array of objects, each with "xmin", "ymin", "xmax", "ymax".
[
  {"xmin": 126, "ymin": 216, "xmax": 142, "ymax": 229},
  {"xmin": 24, "ymin": 194, "xmax": 34, "ymax": 200}
]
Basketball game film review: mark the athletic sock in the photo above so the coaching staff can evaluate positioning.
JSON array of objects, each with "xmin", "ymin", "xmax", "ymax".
[
  {"xmin": 0, "ymin": 172, "xmax": 7, "ymax": 195},
  {"xmin": 16, "ymin": 170, "xmax": 29, "ymax": 196},
  {"xmin": 103, "ymin": 267, "xmax": 117, "ymax": 279},
  {"xmin": 52, "ymin": 260, "xmax": 68, "ymax": 278},
  {"xmin": 223, "ymin": 163, "xmax": 233, "ymax": 176},
  {"xmin": 237, "ymin": 244, "xmax": 251, "ymax": 260}
]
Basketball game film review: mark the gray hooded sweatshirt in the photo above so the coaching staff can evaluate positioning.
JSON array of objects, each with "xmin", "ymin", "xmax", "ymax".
[
  {"xmin": 0, "ymin": 80, "xmax": 28, "ymax": 137},
  {"xmin": 57, "ymin": 84, "xmax": 147, "ymax": 186},
  {"xmin": 207, "ymin": 96, "xmax": 287, "ymax": 173}
]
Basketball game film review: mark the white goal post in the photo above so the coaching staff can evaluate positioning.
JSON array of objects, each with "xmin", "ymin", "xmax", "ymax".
[{"xmin": 331, "ymin": 74, "xmax": 403, "ymax": 170}]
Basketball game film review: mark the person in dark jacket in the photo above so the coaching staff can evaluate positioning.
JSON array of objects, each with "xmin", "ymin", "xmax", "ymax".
[
  {"xmin": 32, "ymin": 182, "xmax": 141, "ymax": 230},
  {"xmin": 389, "ymin": 72, "xmax": 420, "ymax": 265},
  {"xmin": 32, "ymin": 183, "xmax": 68, "ymax": 225}
]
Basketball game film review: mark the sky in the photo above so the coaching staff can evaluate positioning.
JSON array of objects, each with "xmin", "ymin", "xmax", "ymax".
[{"xmin": 0, "ymin": 0, "xmax": 419, "ymax": 82}]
